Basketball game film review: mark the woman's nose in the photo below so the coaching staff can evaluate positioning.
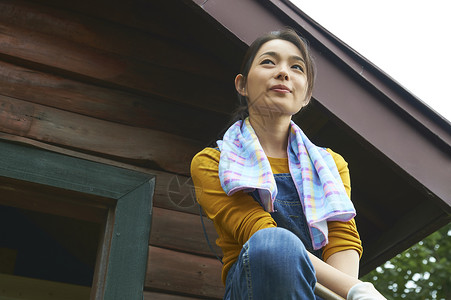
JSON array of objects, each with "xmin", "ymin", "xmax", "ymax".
[{"xmin": 276, "ymin": 66, "xmax": 289, "ymax": 80}]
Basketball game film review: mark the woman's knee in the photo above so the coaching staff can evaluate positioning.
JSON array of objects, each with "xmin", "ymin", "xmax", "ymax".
[
  {"xmin": 247, "ymin": 227, "xmax": 310, "ymax": 263},
  {"xmin": 243, "ymin": 227, "xmax": 316, "ymax": 297}
]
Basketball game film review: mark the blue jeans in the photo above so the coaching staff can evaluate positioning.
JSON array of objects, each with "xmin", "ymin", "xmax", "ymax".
[
  {"xmin": 224, "ymin": 227, "xmax": 317, "ymax": 299},
  {"xmin": 224, "ymin": 174, "xmax": 322, "ymax": 299}
]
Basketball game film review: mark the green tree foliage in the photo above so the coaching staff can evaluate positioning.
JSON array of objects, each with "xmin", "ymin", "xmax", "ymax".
[{"xmin": 361, "ymin": 223, "xmax": 451, "ymax": 299}]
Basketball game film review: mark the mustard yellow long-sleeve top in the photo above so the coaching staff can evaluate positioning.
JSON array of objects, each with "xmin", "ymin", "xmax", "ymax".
[{"xmin": 191, "ymin": 147, "xmax": 362, "ymax": 285}]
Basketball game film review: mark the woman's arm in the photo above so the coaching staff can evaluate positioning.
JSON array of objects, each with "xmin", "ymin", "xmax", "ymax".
[
  {"xmin": 320, "ymin": 151, "xmax": 385, "ymax": 298},
  {"xmin": 308, "ymin": 252, "xmax": 360, "ymax": 298},
  {"xmin": 326, "ymin": 249, "xmax": 360, "ymax": 278},
  {"xmin": 310, "ymin": 249, "xmax": 386, "ymax": 299},
  {"xmin": 324, "ymin": 149, "xmax": 362, "ymax": 277}
]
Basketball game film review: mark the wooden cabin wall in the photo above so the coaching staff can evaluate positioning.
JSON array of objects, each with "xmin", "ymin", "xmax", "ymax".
[{"xmin": 0, "ymin": 0, "xmax": 241, "ymax": 298}]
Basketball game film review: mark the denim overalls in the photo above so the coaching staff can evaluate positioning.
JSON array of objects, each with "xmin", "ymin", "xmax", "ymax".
[
  {"xmin": 224, "ymin": 173, "xmax": 323, "ymax": 299},
  {"xmin": 251, "ymin": 173, "xmax": 323, "ymax": 259}
]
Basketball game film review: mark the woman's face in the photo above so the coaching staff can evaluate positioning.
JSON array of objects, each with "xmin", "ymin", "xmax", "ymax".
[{"xmin": 237, "ymin": 39, "xmax": 309, "ymax": 118}]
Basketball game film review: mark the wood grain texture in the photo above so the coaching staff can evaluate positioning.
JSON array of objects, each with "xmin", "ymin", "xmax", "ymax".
[
  {"xmin": 0, "ymin": 0, "xmax": 232, "ymax": 82},
  {"xmin": 150, "ymin": 207, "xmax": 221, "ymax": 257},
  {"xmin": 0, "ymin": 61, "xmax": 228, "ymax": 142},
  {"xmin": 21, "ymin": 0, "xmax": 245, "ymax": 71},
  {"xmin": 146, "ymin": 246, "xmax": 224, "ymax": 299},
  {"xmin": 0, "ymin": 19, "xmax": 235, "ymax": 114},
  {"xmin": 22, "ymin": 0, "xmax": 188, "ymax": 43},
  {"xmin": 0, "ymin": 95, "xmax": 203, "ymax": 174}
]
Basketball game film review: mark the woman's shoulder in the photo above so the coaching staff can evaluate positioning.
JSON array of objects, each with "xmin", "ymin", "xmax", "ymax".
[
  {"xmin": 192, "ymin": 147, "xmax": 220, "ymax": 161},
  {"xmin": 190, "ymin": 147, "xmax": 221, "ymax": 174}
]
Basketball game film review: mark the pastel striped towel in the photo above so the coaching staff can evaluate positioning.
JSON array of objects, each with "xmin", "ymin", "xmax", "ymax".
[{"xmin": 217, "ymin": 117, "xmax": 356, "ymax": 250}]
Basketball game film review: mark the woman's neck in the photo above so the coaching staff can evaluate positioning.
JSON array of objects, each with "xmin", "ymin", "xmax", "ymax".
[{"xmin": 249, "ymin": 114, "xmax": 291, "ymax": 158}]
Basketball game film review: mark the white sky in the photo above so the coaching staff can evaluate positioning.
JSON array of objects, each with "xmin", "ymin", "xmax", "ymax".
[{"xmin": 291, "ymin": 0, "xmax": 451, "ymax": 122}]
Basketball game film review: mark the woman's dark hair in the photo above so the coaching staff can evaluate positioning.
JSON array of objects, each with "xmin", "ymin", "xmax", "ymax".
[{"xmin": 231, "ymin": 28, "xmax": 316, "ymax": 123}]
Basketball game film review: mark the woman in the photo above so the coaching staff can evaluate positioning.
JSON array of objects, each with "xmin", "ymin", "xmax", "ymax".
[{"xmin": 191, "ymin": 29, "xmax": 385, "ymax": 300}]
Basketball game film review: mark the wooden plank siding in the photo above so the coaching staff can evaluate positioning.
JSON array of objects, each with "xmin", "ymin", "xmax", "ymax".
[
  {"xmin": 22, "ymin": 0, "xmax": 245, "ymax": 72},
  {"xmin": 150, "ymin": 207, "xmax": 222, "ymax": 258},
  {"xmin": 0, "ymin": 95, "xmax": 202, "ymax": 174},
  {"xmin": 0, "ymin": 60, "xmax": 228, "ymax": 142},
  {"xmin": 0, "ymin": 0, "xmax": 230, "ymax": 82},
  {"xmin": 146, "ymin": 246, "xmax": 224, "ymax": 299},
  {"xmin": 0, "ymin": 0, "xmax": 230, "ymax": 298},
  {"xmin": 0, "ymin": 2, "xmax": 235, "ymax": 114}
]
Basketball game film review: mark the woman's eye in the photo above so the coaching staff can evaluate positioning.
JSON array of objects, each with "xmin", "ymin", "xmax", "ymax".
[
  {"xmin": 292, "ymin": 64, "xmax": 304, "ymax": 72},
  {"xmin": 261, "ymin": 59, "xmax": 275, "ymax": 65}
]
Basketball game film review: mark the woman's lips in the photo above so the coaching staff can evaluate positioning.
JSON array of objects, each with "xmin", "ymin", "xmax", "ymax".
[{"xmin": 270, "ymin": 85, "xmax": 291, "ymax": 93}]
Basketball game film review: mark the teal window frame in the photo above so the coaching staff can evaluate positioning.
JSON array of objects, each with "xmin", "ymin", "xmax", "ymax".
[{"xmin": 0, "ymin": 139, "xmax": 154, "ymax": 299}]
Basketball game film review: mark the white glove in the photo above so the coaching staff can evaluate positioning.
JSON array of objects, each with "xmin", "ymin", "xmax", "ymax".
[{"xmin": 347, "ymin": 282, "xmax": 386, "ymax": 300}]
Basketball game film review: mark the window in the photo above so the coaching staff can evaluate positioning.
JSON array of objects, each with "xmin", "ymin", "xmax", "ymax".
[{"xmin": 0, "ymin": 140, "xmax": 155, "ymax": 299}]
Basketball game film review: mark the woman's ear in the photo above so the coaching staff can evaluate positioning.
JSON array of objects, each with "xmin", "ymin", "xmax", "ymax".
[{"xmin": 235, "ymin": 74, "xmax": 247, "ymax": 96}]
